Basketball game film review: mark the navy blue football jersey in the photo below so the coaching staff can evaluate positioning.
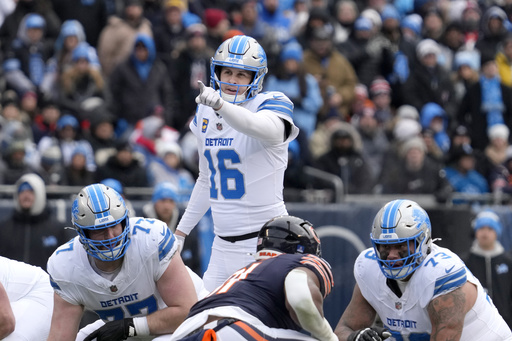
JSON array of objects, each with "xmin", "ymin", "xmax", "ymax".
[{"xmin": 187, "ymin": 253, "xmax": 334, "ymax": 330}]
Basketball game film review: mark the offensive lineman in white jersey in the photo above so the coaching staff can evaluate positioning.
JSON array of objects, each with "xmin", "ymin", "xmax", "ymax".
[
  {"xmin": 335, "ymin": 199, "xmax": 512, "ymax": 341},
  {"xmin": 175, "ymin": 35, "xmax": 299, "ymax": 291},
  {"xmin": 47, "ymin": 183, "xmax": 201, "ymax": 341},
  {"xmin": 0, "ymin": 256, "xmax": 53, "ymax": 340}
]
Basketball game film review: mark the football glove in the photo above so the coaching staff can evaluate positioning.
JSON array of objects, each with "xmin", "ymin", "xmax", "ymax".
[
  {"xmin": 196, "ymin": 81, "xmax": 224, "ymax": 110},
  {"xmin": 83, "ymin": 318, "xmax": 136, "ymax": 341},
  {"xmin": 347, "ymin": 326, "xmax": 391, "ymax": 341}
]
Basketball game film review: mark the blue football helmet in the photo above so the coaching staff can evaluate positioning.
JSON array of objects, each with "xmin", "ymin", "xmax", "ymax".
[
  {"xmin": 210, "ymin": 35, "xmax": 267, "ymax": 104},
  {"xmin": 370, "ymin": 199, "xmax": 432, "ymax": 280},
  {"xmin": 72, "ymin": 183, "xmax": 130, "ymax": 261}
]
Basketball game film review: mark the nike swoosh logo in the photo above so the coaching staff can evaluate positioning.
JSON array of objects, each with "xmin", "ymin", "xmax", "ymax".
[{"xmin": 445, "ymin": 266, "xmax": 455, "ymax": 273}]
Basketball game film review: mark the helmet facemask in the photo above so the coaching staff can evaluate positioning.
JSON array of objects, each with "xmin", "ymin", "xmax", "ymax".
[
  {"xmin": 372, "ymin": 230, "xmax": 429, "ymax": 280},
  {"xmin": 72, "ymin": 184, "xmax": 131, "ymax": 262},
  {"xmin": 210, "ymin": 35, "xmax": 268, "ymax": 105},
  {"xmin": 370, "ymin": 199, "xmax": 432, "ymax": 280}
]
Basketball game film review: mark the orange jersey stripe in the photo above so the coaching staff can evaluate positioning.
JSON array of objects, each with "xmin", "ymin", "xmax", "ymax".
[
  {"xmin": 300, "ymin": 255, "xmax": 334, "ymax": 296},
  {"xmin": 234, "ymin": 321, "xmax": 269, "ymax": 341}
]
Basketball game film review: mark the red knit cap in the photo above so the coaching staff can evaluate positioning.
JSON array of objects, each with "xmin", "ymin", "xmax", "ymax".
[
  {"xmin": 369, "ymin": 78, "xmax": 391, "ymax": 96},
  {"xmin": 204, "ymin": 8, "xmax": 228, "ymax": 29}
]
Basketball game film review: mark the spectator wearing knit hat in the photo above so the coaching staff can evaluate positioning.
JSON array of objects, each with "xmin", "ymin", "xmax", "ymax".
[
  {"xmin": 352, "ymin": 100, "xmax": 390, "ymax": 180},
  {"xmin": 376, "ymin": 135, "xmax": 452, "ymax": 201},
  {"xmin": 96, "ymin": 0, "xmax": 153, "ymax": 77},
  {"xmin": 109, "ymin": 33, "xmax": 175, "ymax": 130},
  {"xmin": 369, "ymin": 77, "xmax": 392, "ymax": 124},
  {"xmin": 402, "ymin": 38, "xmax": 457, "ymax": 117},
  {"xmin": 153, "ymin": 0, "xmax": 189, "ymax": 71},
  {"xmin": 0, "ymin": 173, "xmax": 70, "ymax": 269},
  {"xmin": 338, "ymin": 16, "xmax": 382, "ymax": 87},
  {"xmin": 303, "ymin": 22, "xmax": 358, "ymax": 121},
  {"xmin": 452, "ymin": 50, "xmax": 480, "ymax": 106},
  {"xmin": 462, "ymin": 210, "xmax": 512, "ymax": 329},
  {"xmin": 95, "ymin": 139, "xmax": 149, "ymax": 187},
  {"xmin": 146, "ymin": 140, "xmax": 195, "ymax": 201},
  {"xmin": 476, "ymin": 6, "xmax": 509, "ymax": 58},
  {"xmin": 313, "ymin": 124, "xmax": 375, "ymax": 194},
  {"xmin": 457, "ymin": 49, "xmax": 512, "ymax": 151},
  {"xmin": 56, "ymin": 42, "xmax": 109, "ymax": 121},
  {"xmin": 484, "ymin": 123, "xmax": 510, "ymax": 169},
  {"xmin": 203, "ymin": 8, "xmax": 230, "ymax": 51},
  {"xmin": 3, "ymin": 13, "xmax": 54, "ymax": 96},
  {"xmin": 264, "ymin": 41, "xmax": 323, "ymax": 138},
  {"xmin": 142, "ymin": 181, "xmax": 201, "ymax": 274},
  {"xmin": 444, "ymin": 143, "xmax": 490, "ymax": 199},
  {"xmin": 171, "ymin": 23, "xmax": 214, "ymax": 132},
  {"xmin": 40, "ymin": 20, "xmax": 87, "ymax": 102},
  {"xmin": 37, "ymin": 114, "xmax": 97, "ymax": 173}
]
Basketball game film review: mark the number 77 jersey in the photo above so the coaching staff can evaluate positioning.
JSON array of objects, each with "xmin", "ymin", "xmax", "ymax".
[
  {"xmin": 191, "ymin": 91, "xmax": 299, "ymax": 236},
  {"xmin": 47, "ymin": 217, "xmax": 178, "ymax": 321}
]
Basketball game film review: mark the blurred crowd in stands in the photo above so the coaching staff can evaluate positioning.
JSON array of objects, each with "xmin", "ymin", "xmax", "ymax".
[{"xmin": 2, "ymin": 0, "xmax": 512, "ymax": 203}]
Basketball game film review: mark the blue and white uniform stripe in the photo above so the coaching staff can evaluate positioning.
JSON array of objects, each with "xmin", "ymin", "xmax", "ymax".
[
  {"xmin": 158, "ymin": 227, "xmax": 175, "ymax": 261},
  {"xmin": 433, "ymin": 267, "xmax": 467, "ymax": 296},
  {"xmin": 258, "ymin": 98, "xmax": 293, "ymax": 118}
]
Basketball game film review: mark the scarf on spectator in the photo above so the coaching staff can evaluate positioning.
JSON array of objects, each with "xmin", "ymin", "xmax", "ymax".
[{"xmin": 480, "ymin": 75, "xmax": 504, "ymax": 127}]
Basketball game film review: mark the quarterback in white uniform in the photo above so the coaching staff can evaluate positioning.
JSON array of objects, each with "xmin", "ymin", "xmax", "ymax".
[
  {"xmin": 175, "ymin": 35, "xmax": 299, "ymax": 291},
  {"xmin": 335, "ymin": 199, "xmax": 512, "ymax": 341},
  {"xmin": 0, "ymin": 256, "xmax": 53, "ymax": 340},
  {"xmin": 47, "ymin": 184, "xmax": 200, "ymax": 341}
]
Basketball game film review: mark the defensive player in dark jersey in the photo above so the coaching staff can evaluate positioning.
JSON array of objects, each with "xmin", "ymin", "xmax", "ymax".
[{"xmin": 168, "ymin": 215, "xmax": 337, "ymax": 341}]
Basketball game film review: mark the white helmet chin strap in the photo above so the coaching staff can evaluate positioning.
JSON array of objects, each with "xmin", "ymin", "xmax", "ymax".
[{"xmin": 221, "ymin": 87, "xmax": 250, "ymax": 104}]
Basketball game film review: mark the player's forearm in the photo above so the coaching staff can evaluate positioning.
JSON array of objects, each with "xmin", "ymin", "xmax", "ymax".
[
  {"xmin": 176, "ymin": 176, "xmax": 211, "ymax": 235},
  {"xmin": 0, "ymin": 312, "xmax": 15, "ymax": 339},
  {"xmin": 216, "ymin": 102, "xmax": 284, "ymax": 144},
  {"xmin": 285, "ymin": 269, "xmax": 337, "ymax": 341},
  {"xmin": 0, "ymin": 284, "xmax": 15, "ymax": 339},
  {"xmin": 146, "ymin": 305, "xmax": 191, "ymax": 335}
]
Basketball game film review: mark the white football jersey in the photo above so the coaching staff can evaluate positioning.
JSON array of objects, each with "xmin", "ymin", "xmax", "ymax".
[
  {"xmin": 356, "ymin": 245, "xmax": 512, "ymax": 341},
  {"xmin": 0, "ymin": 256, "xmax": 53, "ymax": 341},
  {"xmin": 0, "ymin": 256, "xmax": 51, "ymax": 301},
  {"xmin": 47, "ymin": 217, "xmax": 178, "ymax": 321},
  {"xmin": 190, "ymin": 91, "xmax": 299, "ymax": 237}
]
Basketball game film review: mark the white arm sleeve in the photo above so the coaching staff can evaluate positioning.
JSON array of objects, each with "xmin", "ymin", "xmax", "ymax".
[
  {"xmin": 284, "ymin": 269, "xmax": 338, "ymax": 341},
  {"xmin": 176, "ymin": 137, "xmax": 211, "ymax": 236},
  {"xmin": 216, "ymin": 102, "xmax": 285, "ymax": 145}
]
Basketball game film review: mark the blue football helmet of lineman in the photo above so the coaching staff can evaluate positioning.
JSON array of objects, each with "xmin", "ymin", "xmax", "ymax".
[
  {"xmin": 371, "ymin": 199, "xmax": 432, "ymax": 280},
  {"xmin": 210, "ymin": 35, "xmax": 268, "ymax": 104},
  {"xmin": 72, "ymin": 183, "xmax": 130, "ymax": 261}
]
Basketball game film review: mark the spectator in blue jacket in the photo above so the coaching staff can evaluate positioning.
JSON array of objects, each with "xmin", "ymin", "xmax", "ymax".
[
  {"xmin": 420, "ymin": 102, "xmax": 451, "ymax": 154},
  {"xmin": 264, "ymin": 41, "xmax": 323, "ymax": 139},
  {"xmin": 444, "ymin": 144, "xmax": 490, "ymax": 201}
]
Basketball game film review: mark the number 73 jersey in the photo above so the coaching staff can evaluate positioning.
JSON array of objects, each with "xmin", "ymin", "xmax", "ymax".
[
  {"xmin": 47, "ymin": 217, "xmax": 178, "ymax": 321},
  {"xmin": 191, "ymin": 91, "xmax": 299, "ymax": 235},
  {"xmin": 356, "ymin": 244, "xmax": 511, "ymax": 341}
]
